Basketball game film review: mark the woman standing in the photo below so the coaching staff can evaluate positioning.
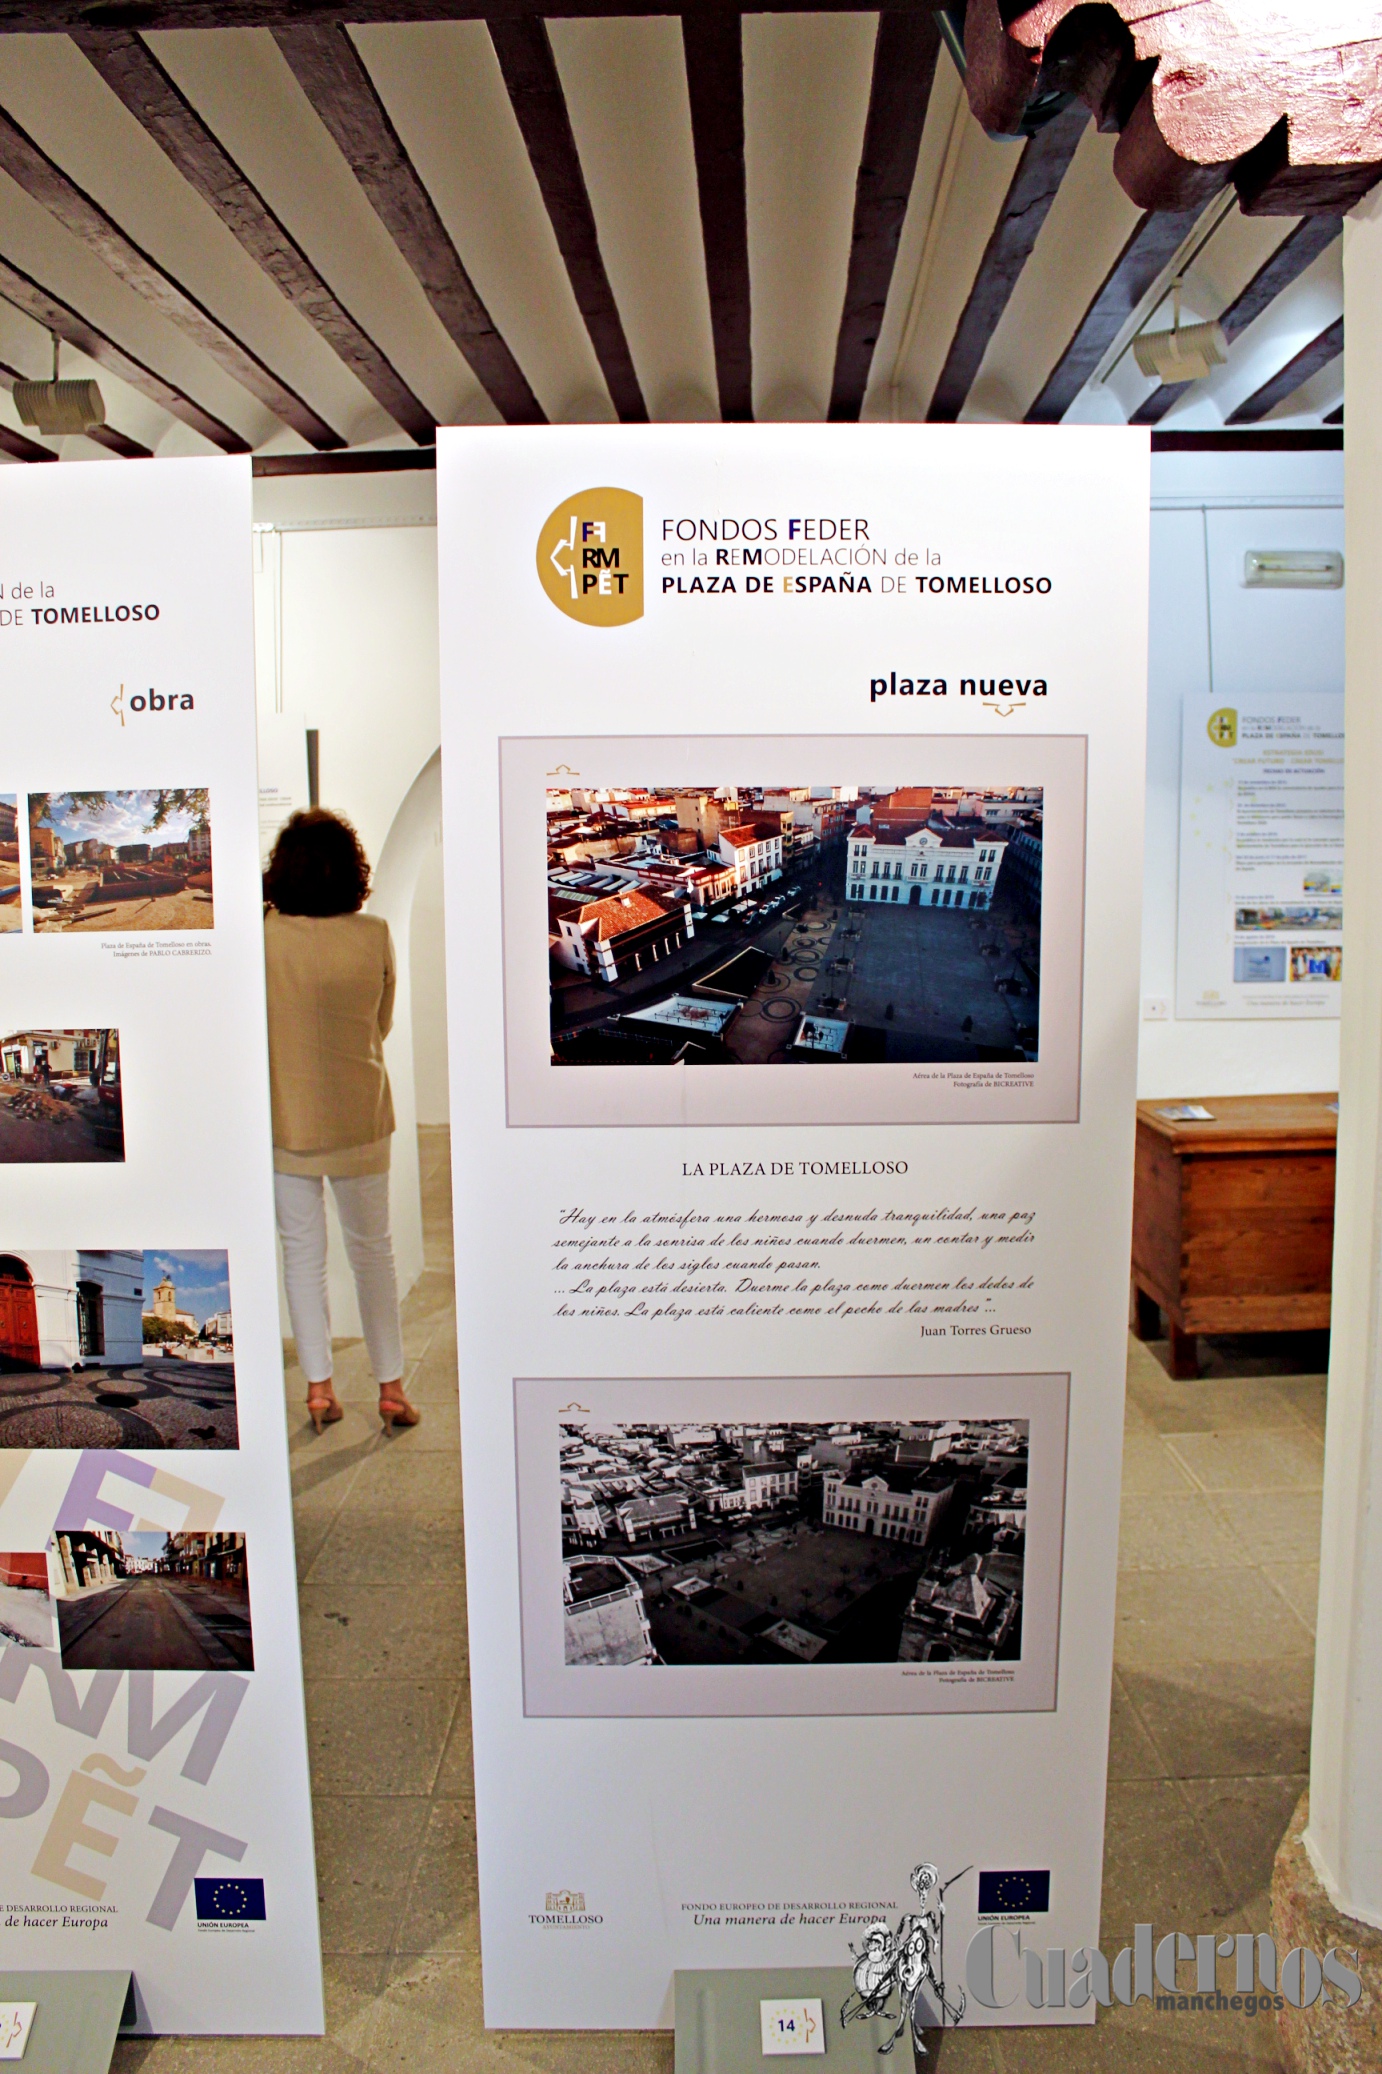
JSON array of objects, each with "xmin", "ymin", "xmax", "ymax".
[{"xmin": 263, "ymin": 808, "xmax": 420, "ymax": 1434}]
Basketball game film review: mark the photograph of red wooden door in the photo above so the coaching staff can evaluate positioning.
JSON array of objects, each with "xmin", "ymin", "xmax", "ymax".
[{"xmin": 0, "ymin": 1259, "xmax": 39, "ymax": 1369}]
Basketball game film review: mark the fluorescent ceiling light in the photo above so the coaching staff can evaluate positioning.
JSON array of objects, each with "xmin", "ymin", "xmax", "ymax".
[{"xmin": 1243, "ymin": 550, "xmax": 1344, "ymax": 590}]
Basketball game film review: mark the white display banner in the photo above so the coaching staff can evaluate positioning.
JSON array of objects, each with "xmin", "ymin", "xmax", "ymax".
[
  {"xmin": 1176, "ymin": 693, "xmax": 1344, "ymax": 1019},
  {"xmin": 439, "ymin": 425, "xmax": 1149, "ymax": 2033},
  {"xmin": 0, "ymin": 458, "xmax": 322, "ymax": 2034}
]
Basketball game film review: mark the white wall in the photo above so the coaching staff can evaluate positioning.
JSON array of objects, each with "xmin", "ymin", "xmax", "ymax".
[
  {"xmin": 1140, "ymin": 448, "xmax": 1345, "ymax": 1098},
  {"xmin": 252, "ymin": 469, "xmax": 447, "ymax": 1337}
]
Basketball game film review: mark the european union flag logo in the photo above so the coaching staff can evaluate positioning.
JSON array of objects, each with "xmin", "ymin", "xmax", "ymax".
[
  {"xmin": 195, "ymin": 1878, "xmax": 266, "ymax": 1922},
  {"xmin": 978, "ymin": 1870, "xmax": 1050, "ymax": 1915}
]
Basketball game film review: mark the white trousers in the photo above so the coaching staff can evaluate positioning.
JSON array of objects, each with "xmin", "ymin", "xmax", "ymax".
[{"xmin": 274, "ymin": 1170, "xmax": 403, "ymax": 1387}]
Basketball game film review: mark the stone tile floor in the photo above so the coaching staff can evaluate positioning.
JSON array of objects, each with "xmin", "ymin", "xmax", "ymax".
[{"xmin": 114, "ymin": 1131, "xmax": 1326, "ymax": 2072}]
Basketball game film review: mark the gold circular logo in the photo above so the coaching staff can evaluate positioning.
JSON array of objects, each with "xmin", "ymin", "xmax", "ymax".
[
  {"xmin": 537, "ymin": 487, "xmax": 643, "ymax": 626},
  {"xmin": 1207, "ymin": 707, "xmax": 1237, "ymax": 748}
]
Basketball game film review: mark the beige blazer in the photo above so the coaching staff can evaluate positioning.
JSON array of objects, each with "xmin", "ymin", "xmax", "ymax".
[{"xmin": 264, "ymin": 910, "xmax": 396, "ymax": 1170}]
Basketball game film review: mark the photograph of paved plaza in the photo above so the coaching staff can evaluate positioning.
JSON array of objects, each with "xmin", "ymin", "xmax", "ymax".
[
  {"xmin": 51, "ymin": 1530, "xmax": 252, "ymax": 1671},
  {"xmin": 561, "ymin": 1417, "xmax": 1028, "ymax": 1670},
  {"xmin": 0, "ymin": 1249, "xmax": 236, "ymax": 1448},
  {"xmin": 547, "ymin": 783, "xmax": 1042, "ymax": 1067},
  {"xmin": 29, "ymin": 788, "xmax": 213, "ymax": 932}
]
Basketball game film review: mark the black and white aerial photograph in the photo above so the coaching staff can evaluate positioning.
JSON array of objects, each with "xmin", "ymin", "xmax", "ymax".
[
  {"xmin": 560, "ymin": 1417, "xmax": 1028, "ymax": 1670},
  {"xmin": 516, "ymin": 1374, "xmax": 1067, "ymax": 1718}
]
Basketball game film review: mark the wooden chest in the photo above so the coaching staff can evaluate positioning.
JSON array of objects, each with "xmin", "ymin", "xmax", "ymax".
[{"xmin": 1131, "ymin": 1092, "xmax": 1338, "ymax": 1378}]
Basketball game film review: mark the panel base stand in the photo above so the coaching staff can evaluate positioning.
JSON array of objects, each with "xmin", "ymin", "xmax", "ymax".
[
  {"xmin": 675, "ymin": 1967, "xmax": 951, "ymax": 2070},
  {"xmin": 0, "ymin": 1973, "xmax": 132, "ymax": 2071}
]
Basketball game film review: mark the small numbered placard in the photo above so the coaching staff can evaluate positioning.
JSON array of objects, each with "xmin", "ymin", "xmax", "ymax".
[
  {"xmin": 0, "ymin": 2005, "xmax": 36, "ymax": 2060},
  {"xmin": 759, "ymin": 1996, "xmax": 825, "ymax": 2056}
]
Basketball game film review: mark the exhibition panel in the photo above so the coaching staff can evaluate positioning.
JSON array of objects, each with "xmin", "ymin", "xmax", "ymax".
[
  {"xmin": 439, "ymin": 423, "xmax": 1150, "ymax": 2031},
  {"xmin": 0, "ymin": 459, "xmax": 322, "ymax": 2034}
]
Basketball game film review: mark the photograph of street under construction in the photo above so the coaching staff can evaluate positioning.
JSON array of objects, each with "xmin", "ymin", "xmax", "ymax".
[
  {"xmin": 561, "ymin": 1417, "xmax": 1028, "ymax": 1671},
  {"xmin": 0, "ymin": 1027, "xmax": 123, "ymax": 1162},
  {"xmin": 29, "ymin": 788, "xmax": 213, "ymax": 932},
  {"xmin": 0, "ymin": 796, "xmax": 18, "ymax": 933},
  {"xmin": 547, "ymin": 783, "xmax": 1042, "ymax": 1068},
  {"xmin": 51, "ymin": 1530, "xmax": 252, "ymax": 1671},
  {"xmin": 0, "ymin": 1249, "xmax": 236, "ymax": 1449}
]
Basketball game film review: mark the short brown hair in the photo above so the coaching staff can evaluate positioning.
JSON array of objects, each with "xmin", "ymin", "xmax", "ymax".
[{"xmin": 263, "ymin": 809, "xmax": 371, "ymax": 917}]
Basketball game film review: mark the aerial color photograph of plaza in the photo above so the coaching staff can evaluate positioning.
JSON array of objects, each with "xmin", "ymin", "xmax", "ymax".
[
  {"xmin": 29, "ymin": 788, "xmax": 213, "ymax": 932},
  {"xmin": 561, "ymin": 1417, "xmax": 1028, "ymax": 1669},
  {"xmin": 547, "ymin": 783, "xmax": 1042, "ymax": 1065}
]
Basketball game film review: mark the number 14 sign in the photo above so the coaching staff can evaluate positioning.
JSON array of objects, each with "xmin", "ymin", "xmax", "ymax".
[{"xmin": 759, "ymin": 1997, "xmax": 825, "ymax": 2056}]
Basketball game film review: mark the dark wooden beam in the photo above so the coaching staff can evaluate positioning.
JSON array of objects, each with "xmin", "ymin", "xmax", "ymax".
[
  {"xmin": 75, "ymin": 30, "xmax": 435, "ymax": 444},
  {"xmin": 0, "ymin": 421, "xmax": 56, "ymax": 460},
  {"xmin": 0, "ymin": 251, "xmax": 248, "ymax": 449},
  {"xmin": 85, "ymin": 422, "xmax": 155, "ymax": 456},
  {"xmin": 928, "ymin": 102, "xmax": 1087, "ymax": 423},
  {"xmin": 1152, "ymin": 426, "xmax": 1340, "ymax": 451},
  {"xmin": 0, "ymin": 101, "xmax": 341, "ymax": 447},
  {"xmin": 488, "ymin": 15, "xmax": 645, "ymax": 423},
  {"xmin": 682, "ymin": 10, "xmax": 749, "ymax": 421},
  {"xmin": 1026, "ymin": 201, "xmax": 1212, "ymax": 423},
  {"xmin": 2, "ymin": 2, "xmax": 930, "ymax": 27},
  {"xmin": 827, "ymin": 10, "xmax": 940, "ymax": 422},
  {"xmin": 1325, "ymin": 402, "xmax": 1343, "ymax": 426},
  {"xmin": 1228, "ymin": 314, "xmax": 1343, "ymax": 424},
  {"xmin": 1131, "ymin": 214, "xmax": 1341, "ymax": 426},
  {"xmin": 253, "ymin": 446, "xmax": 435, "ymax": 474},
  {"xmin": 273, "ymin": 23, "xmax": 544, "ymax": 424}
]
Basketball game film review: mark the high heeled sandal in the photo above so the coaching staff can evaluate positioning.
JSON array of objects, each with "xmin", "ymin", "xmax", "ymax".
[
  {"xmin": 377, "ymin": 1383, "xmax": 420, "ymax": 1431},
  {"xmin": 306, "ymin": 1383, "xmax": 344, "ymax": 1435}
]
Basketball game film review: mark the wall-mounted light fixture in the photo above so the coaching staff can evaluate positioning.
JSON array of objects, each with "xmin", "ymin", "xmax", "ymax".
[{"xmin": 1243, "ymin": 550, "xmax": 1344, "ymax": 590}]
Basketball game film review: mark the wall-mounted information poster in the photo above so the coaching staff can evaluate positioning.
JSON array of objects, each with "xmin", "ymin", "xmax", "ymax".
[
  {"xmin": 438, "ymin": 424, "xmax": 1149, "ymax": 2035},
  {"xmin": 0, "ymin": 459, "xmax": 322, "ymax": 2035},
  {"xmin": 1177, "ymin": 692, "xmax": 1344, "ymax": 1019}
]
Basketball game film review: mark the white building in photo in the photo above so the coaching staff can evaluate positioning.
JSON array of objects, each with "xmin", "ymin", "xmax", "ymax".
[
  {"xmin": 821, "ymin": 1467, "xmax": 954, "ymax": 1546},
  {"xmin": 0, "ymin": 1251, "xmax": 143, "ymax": 1370},
  {"xmin": 846, "ymin": 822, "xmax": 1009, "ymax": 912},
  {"xmin": 717, "ymin": 823, "xmax": 783, "ymax": 892},
  {"xmin": 742, "ymin": 1460, "xmax": 799, "ymax": 1509}
]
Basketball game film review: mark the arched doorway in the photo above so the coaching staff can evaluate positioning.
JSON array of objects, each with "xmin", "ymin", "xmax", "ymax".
[{"xmin": 0, "ymin": 1258, "xmax": 39, "ymax": 1370}]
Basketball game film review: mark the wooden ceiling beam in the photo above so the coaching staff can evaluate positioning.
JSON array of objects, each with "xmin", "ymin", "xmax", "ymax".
[
  {"xmin": 1228, "ymin": 314, "xmax": 1344, "ymax": 425},
  {"xmin": 75, "ymin": 30, "xmax": 435, "ymax": 444},
  {"xmin": 0, "ymin": 100, "xmax": 342, "ymax": 448},
  {"xmin": 1131, "ymin": 213, "xmax": 1341, "ymax": 426},
  {"xmin": 1, "ymin": 3, "xmax": 925, "ymax": 28},
  {"xmin": 0, "ymin": 420, "xmax": 56, "ymax": 460},
  {"xmin": 682, "ymin": 9, "xmax": 749, "ymax": 422},
  {"xmin": 0, "ymin": 250, "xmax": 248, "ymax": 449},
  {"xmin": 928, "ymin": 102, "xmax": 1088, "ymax": 424},
  {"xmin": 1026, "ymin": 201, "xmax": 1212, "ymax": 424},
  {"xmin": 827, "ymin": 9, "xmax": 941, "ymax": 423},
  {"xmin": 273, "ymin": 22, "xmax": 544, "ymax": 423},
  {"xmin": 487, "ymin": 15, "xmax": 645, "ymax": 423}
]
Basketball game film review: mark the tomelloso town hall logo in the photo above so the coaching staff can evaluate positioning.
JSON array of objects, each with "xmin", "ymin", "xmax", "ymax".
[{"xmin": 537, "ymin": 487, "xmax": 643, "ymax": 627}]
